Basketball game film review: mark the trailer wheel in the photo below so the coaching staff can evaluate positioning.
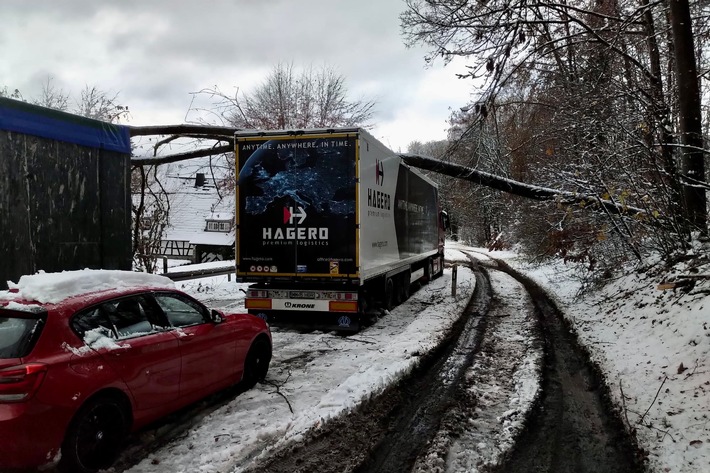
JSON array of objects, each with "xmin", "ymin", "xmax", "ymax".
[
  {"xmin": 432, "ymin": 255, "xmax": 444, "ymax": 279},
  {"xmin": 385, "ymin": 277, "xmax": 396, "ymax": 311},
  {"xmin": 437, "ymin": 255, "xmax": 445, "ymax": 278},
  {"xmin": 425, "ymin": 259, "xmax": 433, "ymax": 281},
  {"xmin": 398, "ymin": 272, "xmax": 410, "ymax": 302}
]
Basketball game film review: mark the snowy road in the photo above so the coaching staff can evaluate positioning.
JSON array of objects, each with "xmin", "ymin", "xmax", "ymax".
[
  {"xmin": 107, "ymin": 253, "xmax": 476, "ymax": 473},
  {"xmin": 413, "ymin": 258, "xmax": 543, "ymax": 472},
  {"xmin": 80, "ymin": 247, "xmax": 641, "ymax": 473}
]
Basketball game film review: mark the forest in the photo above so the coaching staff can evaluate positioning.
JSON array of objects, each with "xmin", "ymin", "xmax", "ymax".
[{"xmin": 401, "ymin": 0, "xmax": 709, "ymax": 282}]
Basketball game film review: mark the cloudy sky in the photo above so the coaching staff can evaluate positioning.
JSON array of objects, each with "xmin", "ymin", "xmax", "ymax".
[{"xmin": 2, "ymin": 0, "xmax": 474, "ymax": 152}]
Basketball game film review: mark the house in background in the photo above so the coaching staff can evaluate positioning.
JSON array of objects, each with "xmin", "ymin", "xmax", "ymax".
[{"xmin": 141, "ymin": 160, "xmax": 235, "ymax": 265}]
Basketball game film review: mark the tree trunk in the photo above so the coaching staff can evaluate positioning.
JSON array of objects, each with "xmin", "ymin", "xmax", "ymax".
[
  {"xmin": 669, "ymin": 0, "xmax": 707, "ymax": 234},
  {"xmin": 643, "ymin": 0, "xmax": 682, "ymax": 214},
  {"xmin": 400, "ymin": 153, "xmax": 646, "ymax": 216}
]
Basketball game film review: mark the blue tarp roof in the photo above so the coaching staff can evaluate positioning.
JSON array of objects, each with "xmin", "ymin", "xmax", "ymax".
[{"xmin": 0, "ymin": 97, "xmax": 131, "ymax": 154}]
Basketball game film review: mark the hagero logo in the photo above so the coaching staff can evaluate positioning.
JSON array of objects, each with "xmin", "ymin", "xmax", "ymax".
[{"xmin": 262, "ymin": 206, "xmax": 329, "ymax": 242}]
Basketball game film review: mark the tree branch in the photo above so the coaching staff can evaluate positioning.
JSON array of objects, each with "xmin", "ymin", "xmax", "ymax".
[
  {"xmin": 638, "ymin": 374, "xmax": 667, "ymax": 425},
  {"xmin": 128, "ymin": 124, "xmax": 238, "ymax": 137},
  {"xmin": 132, "ymin": 144, "xmax": 233, "ymax": 166}
]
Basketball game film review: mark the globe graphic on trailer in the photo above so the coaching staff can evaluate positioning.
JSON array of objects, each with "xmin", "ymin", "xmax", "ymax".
[{"xmin": 238, "ymin": 139, "xmax": 356, "ymax": 216}]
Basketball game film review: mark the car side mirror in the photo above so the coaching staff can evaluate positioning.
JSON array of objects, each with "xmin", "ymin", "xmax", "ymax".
[{"xmin": 210, "ymin": 309, "xmax": 224, "ymax": 324}]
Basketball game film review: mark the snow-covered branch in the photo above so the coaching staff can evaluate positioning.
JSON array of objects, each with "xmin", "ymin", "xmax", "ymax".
[
  {"xmin": 400, "ymin": 153, "xmax": 647, "ymax": 217},
  {"xmin": 128, "ymin": 124, "xmax": 238, "ymax": 137},
  {"xmin": 131, "ymin": 144, "xmax": 233, "ymax": 166}
]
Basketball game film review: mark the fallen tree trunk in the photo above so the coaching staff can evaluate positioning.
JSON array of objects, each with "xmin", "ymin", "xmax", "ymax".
[
  {"xmin": 399, "ymin": 153, "xmax": 647, "ymax": 217},
  {"xmin": 128, "ymin": 124, "xmax": 238, "ymax": 137},
  {"xmin": 131, "ymin": 144, "xmax": 233, "ymax": 166},
  {"xmin": 125, "ymin": 125, "xmax": 648, "ymax": 217}
]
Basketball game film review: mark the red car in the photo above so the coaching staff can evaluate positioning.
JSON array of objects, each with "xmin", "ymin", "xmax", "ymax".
[{"xmin": 0, "ymin": 270, "xmax": 271, "ymax": 473}]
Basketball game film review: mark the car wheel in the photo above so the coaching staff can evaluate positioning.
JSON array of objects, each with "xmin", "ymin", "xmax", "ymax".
[
  {"xmin": 242, "ymin": 338, "xmax": 271, "ymax": 389},
  {"xmin": 59, "ymin": 395, "xmax": 129, "ymax": 473},
  {"xmin": 396, "ymin": 273, "xmax": 409, "ymax": 303}
]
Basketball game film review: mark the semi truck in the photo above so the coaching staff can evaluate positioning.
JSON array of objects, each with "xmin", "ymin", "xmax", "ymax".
[{"xmin": 235, "ymin": 127, "xmax": 447, "ymax": 331}]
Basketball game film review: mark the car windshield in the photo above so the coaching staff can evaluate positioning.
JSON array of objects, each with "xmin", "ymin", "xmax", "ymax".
[{"xmin": 0, "ymin": 313, "xmax": 44, "ymax": 358}]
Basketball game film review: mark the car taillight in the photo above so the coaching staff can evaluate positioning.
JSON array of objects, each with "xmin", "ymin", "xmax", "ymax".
[{"xmin": 0, "ymin": 363, "xmax": 48, "ymax": 402}]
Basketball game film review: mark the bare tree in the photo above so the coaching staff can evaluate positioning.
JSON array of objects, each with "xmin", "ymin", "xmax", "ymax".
[
  {"xmin": 2, "ymin": 79, "xmax": 130, "ymax": 124},
  {"xmin": 401, "ymin": 0, "xmax": 708, "ymax": 269},
  {"xmin": 131, "ymin": 165, "xmax": 170, "ymax": 273},
  {"xmin": 76, "ymin": 85, "xmax": 129, "ymax": 123},
  {"xmin": 0, "ymin": 87, "xmax": 24, "ymax": 101},
  {"xmin": 202, "ymin": 62, "xmax": 376, "ymax": 130},
  {"xmin": 33, "ymin": 77, "xmax": 70, "ymax": 111},
  {"xmin": 669, "ymin": 0, "xmax": 707, "ymax": 233}
]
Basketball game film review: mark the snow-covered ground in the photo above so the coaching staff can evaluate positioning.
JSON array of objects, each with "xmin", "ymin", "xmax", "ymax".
[
  {"xmin": 13, "ymin": 243, "xmax": 697, "ymax": 472},
  {"xmin": 464, "ymin": 244, "xmax": 710, "ymax": 473},
  {"xmin": 121, "ymin": 249, "xmax": 478, "ymax": 472},
  {"xmin": 412, "ymin": 256, "xmax": 543, "ymax": 472}
]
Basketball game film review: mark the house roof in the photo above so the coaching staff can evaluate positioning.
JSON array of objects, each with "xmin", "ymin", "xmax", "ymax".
[{"xmin": 143, "ymin": 157, "xmax": 235, "ymax": 247}]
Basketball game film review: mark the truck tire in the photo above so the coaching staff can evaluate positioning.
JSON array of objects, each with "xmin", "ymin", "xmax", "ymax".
[
  {"xmin": 398, "ymin": 272, "xmax": 410, "ymax": 302},
  {"xmin": 434, "ymin": 255, "xmax": 444, "ymax": 279},
  {"xmin": 385, "ymin": 277, "xmax": 396, "ymax": 311},
  {"xmin": 426, "ymin": 259, "xmax": 434, "ymax": 282}
]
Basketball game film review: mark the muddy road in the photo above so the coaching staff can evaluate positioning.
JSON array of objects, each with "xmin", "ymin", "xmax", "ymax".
[
  {"xmin": 247, "ymin": 254, "xmax": 644, "ymax": 473},
  {"xmin": 84, "ymin": 255, "xmax": 642, "ymax": 473},
  {"xmin": 243, "ymin": 262, "xmax": 493, "ymax": 473},
  {"xmin": 489, "ymin": 258, "xmax": 644, "ymax": 473}
]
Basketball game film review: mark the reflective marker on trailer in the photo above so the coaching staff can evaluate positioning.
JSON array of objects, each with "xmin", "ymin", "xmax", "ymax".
[
  {"xmin": 245, "ymin": 299, "xmax": 272, "ymax": 309},
  {"xmin": 329, "ymin": 300, "xmax": 358, "ymax": 312}
]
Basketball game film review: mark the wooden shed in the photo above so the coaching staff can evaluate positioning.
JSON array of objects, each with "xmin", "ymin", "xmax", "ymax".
[{"xmin": 0, "ymin": 97, "xmax": 132, "ymax": 289}]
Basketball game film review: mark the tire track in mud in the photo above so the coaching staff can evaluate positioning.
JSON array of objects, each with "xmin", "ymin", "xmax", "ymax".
[
  {"xmin": 411, "ymin": 259, "xmax": 544, "ymax": 472},
  {"xmin": 243, "ymin": 253, "xmax": 645, "ymax": 473},
  {"xmin": 485, "ymin": 257, "xmax": 645, "ymax": 473},
  {"xmin": 354, "ymin": 261, "xmax": 492, "ymax": 473},
  {"xmin": 244, "ymin": 259, "xmax": 492, "ymax": 473}
]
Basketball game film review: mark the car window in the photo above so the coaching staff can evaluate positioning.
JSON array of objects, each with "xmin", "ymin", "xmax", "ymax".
[
  {"xmin": 154, "ymin": 293, "xmax": 208, "ymax": 328},
  {"xmin": 0, "ymin": 312, "xmax": 44, "ymax": 358},
  {"xmin": 73, "ymin": 295, "xmax": 165, "ymax": 341},
  {"xmin": 72, "ymin": 306, "xmax": 116, "ymax": 340}
]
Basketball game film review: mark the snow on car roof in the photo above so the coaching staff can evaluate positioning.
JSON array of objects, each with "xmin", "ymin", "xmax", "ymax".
[{"xmin": 1, "ymin": 269, "xmax": 175, "ymax": 304}]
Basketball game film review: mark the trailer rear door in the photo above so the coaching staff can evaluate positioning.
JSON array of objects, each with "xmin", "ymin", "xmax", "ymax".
[{"xmin": 236, "ymin": 133, "xmax": 358, "ymax": 281}]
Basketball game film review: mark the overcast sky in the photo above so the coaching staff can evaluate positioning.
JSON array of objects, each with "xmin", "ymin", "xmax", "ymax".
[{"xmin": 2, "ymin": 0, "xmax": 474, "ymax": 152}]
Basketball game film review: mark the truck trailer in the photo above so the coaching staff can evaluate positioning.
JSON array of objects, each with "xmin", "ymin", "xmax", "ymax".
[{"xmin": 235, "ymin": 128, "xmax": 447, "ymax": 331}]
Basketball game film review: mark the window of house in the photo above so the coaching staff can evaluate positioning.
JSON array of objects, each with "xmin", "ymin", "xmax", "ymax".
[{"xmin": 206, "ymin": 220, "xmax": 231, "ymax": 232}]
